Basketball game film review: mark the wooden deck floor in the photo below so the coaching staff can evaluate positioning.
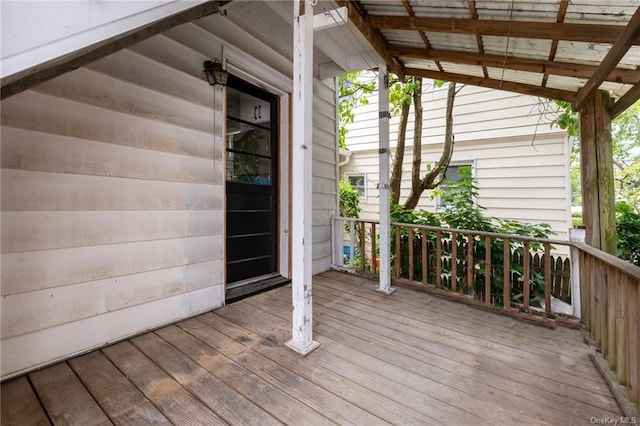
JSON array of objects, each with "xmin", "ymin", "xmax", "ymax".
[{"xmin": 1, "ymin": 271, "xmax": 624, "ymax": 425}]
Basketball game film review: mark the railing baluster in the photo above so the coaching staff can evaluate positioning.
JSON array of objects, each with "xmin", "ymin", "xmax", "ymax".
[
  {"xmin": 359, "ymin": 221, "xmax": 366, "ymax": 272},
  {"xmin": 617, "ymin": 274, "xmax": 627, "ymax": 384},
  {"xmin": 436, "ymin": 230, "xmax": 442, "ymax": 288},
  {"xmin": 371, "ymin": 222, "xmax": 377, "ymax": 274},
  {"xmin": 627, "ymin": 276, "xmax": 639, "ymax": 403},
  {"xmin": 523, "ymin": 240, "xmax": 530, "ymax": 309},
  {"xmin": 503, "ymin": 238, "xmax": 510, "ymax": 308},
  {"xmin": 422, "ymin": 228, "xmax": 428, "ymax": 285},
  {"xmin": 349, "ymin": 220, "xmax": 355, "ymax": 269},
  {"xmin": 607, "ymin": 268, "xmax": 618, "ymax": 370},
  {"xmin": 485, "ymin": 236, "xmax": 491, "ymax": 304},
  {"xmin": 467, "ymin": 233, "xmax": 474, "ymax": 297},
  {"xmin": 408, "ymin": 226, "xmax": 414, "ymax": 282},
  {"xmin": 395, "ymin": 225, "xmax": 401, "ymax": 279},
  {"xmin": 544, "ymin": 243, "xmax": 551, "ymax": 317},
  {"xmin": 451, "ymin": 231, "xmax": 458, "ymax": 292}
]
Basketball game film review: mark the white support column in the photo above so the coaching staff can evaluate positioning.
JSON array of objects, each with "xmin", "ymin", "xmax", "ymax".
[
  {"xmin": 286, "ymin": 0, "xmax": 319, "ymax": 356},
  {"xmin": 376, "ymin": 64, "xmax": 396, "ymax": 295}
]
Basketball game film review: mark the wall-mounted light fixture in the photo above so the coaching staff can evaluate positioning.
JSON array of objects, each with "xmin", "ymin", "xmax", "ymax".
[{"xmin": 203, "ymin": 59, "xmax": 228, "ymax": 86}]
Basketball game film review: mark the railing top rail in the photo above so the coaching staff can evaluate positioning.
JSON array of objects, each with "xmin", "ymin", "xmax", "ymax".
[
  {"xmin": 332, "ymin": 215, "xmax": 640, "ymax": 281},
  {"xmin": 332, "ymin": 216, "xmax": 571, "ymax": 247},
  {"xmin": 574, "ymin": 241, "xmax": 640, "ymax": 280}
]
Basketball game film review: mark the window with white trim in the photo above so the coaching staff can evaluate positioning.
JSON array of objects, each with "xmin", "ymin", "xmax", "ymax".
[
  {"xmin": 437, "ymin": 163, "xmax": 474, "ymax": 209},
  {"xmin": 345, "ymin": 173, "xmax": 366, "ymax": 202}
]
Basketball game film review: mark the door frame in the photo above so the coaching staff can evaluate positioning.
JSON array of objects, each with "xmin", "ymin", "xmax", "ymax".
[{"xmin": 223, "ymin": 44, "xmax": 293, "ymax": 286}]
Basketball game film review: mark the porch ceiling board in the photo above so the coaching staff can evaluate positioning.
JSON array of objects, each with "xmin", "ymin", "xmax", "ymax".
[{"xmin": 338, "ymin": 0, "xmax": 640, "ymax": 109}]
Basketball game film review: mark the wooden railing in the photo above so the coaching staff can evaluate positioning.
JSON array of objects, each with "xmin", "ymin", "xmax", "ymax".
[
  {"xmin": 575, "ymin": 242, "xmax": 640, "ymax": 405},
  {"xmin": 332, "ymin": 217, "xmax": 574, "ymax": 321},
  {"xmin": 331, "ymin": 216, "xmax": 640, "ymax": 405}
]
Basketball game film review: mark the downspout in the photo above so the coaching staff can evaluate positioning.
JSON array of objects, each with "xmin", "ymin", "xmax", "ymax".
[{"xmin": 338, "ymin": 148, "xmax": 352, "ymax": 167}]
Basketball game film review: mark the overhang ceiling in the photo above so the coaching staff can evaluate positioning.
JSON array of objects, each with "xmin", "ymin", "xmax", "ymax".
[{"xmin": 335, "ymin": 0, "xmax": 640, "ymax": 115}]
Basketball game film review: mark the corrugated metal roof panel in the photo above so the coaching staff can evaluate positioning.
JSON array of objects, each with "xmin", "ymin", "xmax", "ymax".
[
  {"xmin": 424, "ymin": 32, "xmax": 478, "ymax": 52},
  {"xmin": 545, "ymin": 75, "xmax": 588, "ymax": 92},
  {"xmin": 360, "ymin": 0, "xmax": 407, "ymax": 17},
  {"xmin": 401, "ymin": 59, "xmax": 440, "ymax": 71},
  {"xmin": 620, "ymin": 45, "xmax": 640, "ymax": 68},
  {"xmin": 482, "ymin": 36, "xmax": 552, "ymax": 60},
  {"xmin": 439, "ymin": 62, "xmax": 485, "ymax": 77},
  {"xmin": 487, "ymin": 67, "xmax": 544, "ymax": 86},
  {"xmin": 410, "ymin": 0, "xmax": 471, "ymax": 18},
  {"xmin": 554, "ymin": 41, "xmax": 611, "ymax": 67},
  {"xmin": 382, "ymin": 29, "xmax": 427, "ymax": 48},
  {"xmin": 565, "ymin": 1, "xmax": 638, "ymax": 23},
  {"xmin": 475, "ymin": 0, "xmax": 560, "ymax": 22}
]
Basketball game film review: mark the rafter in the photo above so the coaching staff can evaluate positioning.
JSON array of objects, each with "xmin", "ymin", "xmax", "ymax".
[
  {"xmin": 337, "ymin": 0, "xmax": 405, "ymax": 79},
  {"xmin": 401, "ymin": 0, "xmax": 443, "ymax": 72},
  {"xmin": 573, "ymin": 6, "xmax": 640, "ymax": 111},
  {"xmin": 368, "ymin": 16, "xmax": 635, "ymax": 45},
  {"xmin": 542, "ymin": 0, "xmax": 569, "ymax": 87},
  {"xmin": 405, "ymin": 67, "xmax": 576, "ymax": 103},
  {"xmin": 468, "ymin": 0, "xmax": 489, "ymax": 79},
  {"xmin": 387, "ymin": 45, "xmax": 640, "ymax": 85},
  {"xmin": 610, "ymin": 81, "xmax": 640, "ymax": 119}
]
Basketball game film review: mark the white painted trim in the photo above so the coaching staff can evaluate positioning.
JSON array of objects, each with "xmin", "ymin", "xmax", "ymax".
[
  {"xmin": 222, "ymin": 43, "xmax": 292, "ymax": 280},
  {"xmin": 223, "ymin": 44, "xmax": 292, "ymax": 95},
  {"xmin": 313, "ymin": 7, "xmax": 348, "ymax": 31},
  {"xmin": 344, "ymin": 172, "xmax": 367, "ymax": 202},
  {"xmin": 2, "ymin": 1, "xmax": 210, "ymax": 81},
  {"xmin": 286, "ymin": 0, "xmax": 318, "ymax": 355},
  {"xmin": 377, "ymin": 65, "xmax": 394, "ymax": 295}
]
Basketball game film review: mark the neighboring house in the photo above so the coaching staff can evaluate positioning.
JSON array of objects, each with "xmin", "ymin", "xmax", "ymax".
[
  {"xmin": 341, "ymin": 81, "xmax": 573, "ymax": 242},
  {"xmin": 0, "ymin": 0, "xmax": 358, "ymax": 379}
]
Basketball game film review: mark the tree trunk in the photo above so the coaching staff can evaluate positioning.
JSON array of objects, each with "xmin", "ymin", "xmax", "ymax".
[
  {"xmin": 404, "ymin": 81, "xmax": 457, "ymax": 209},
  {"xmin": 390, "ymin": 100, "xmax": 410, "ymax": 205}
]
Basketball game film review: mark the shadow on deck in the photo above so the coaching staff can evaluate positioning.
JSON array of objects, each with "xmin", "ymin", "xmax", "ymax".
[{"xmin": 1, "ymin": 271, "xmax": 624, "ymax": 425}]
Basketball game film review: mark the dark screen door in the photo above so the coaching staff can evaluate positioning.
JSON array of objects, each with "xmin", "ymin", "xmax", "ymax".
[{"xmin": 225, "ymin": 76, "xmax": 278, "ymax": 284}]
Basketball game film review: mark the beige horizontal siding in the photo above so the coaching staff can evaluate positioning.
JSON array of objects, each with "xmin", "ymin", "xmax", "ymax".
[
  {"xmin": 346, "ymin": 79, "xmax": 562, "ymax": 151},
  {"xmin": 1, "ymin": 10, "xmax": 338, "ymax": 379},
  {"xmin": 342, "ymin": 134, "xmax": 571, "ymax": 241}
]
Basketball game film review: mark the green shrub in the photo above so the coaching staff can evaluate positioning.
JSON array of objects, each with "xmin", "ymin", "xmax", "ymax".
[
  {"xmin": 339, "ymin": 179, "xmax": 360, "ymax": 219},
  {"xmin": 617, "ymin": 202, "xmax": 640, "ymax": 266}
]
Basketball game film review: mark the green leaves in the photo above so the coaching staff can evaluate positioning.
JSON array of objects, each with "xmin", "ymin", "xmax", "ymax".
[
  {"xmin": 549, "ymin": 100, "xmax": 579, "ymax": 137},
  {"xmin": 338, "ymin": 72, "xmax": 376, "ymax": 149},
  {"xmin": 339, "ymin": 179, "xmax": 361, "ymax": 219}
]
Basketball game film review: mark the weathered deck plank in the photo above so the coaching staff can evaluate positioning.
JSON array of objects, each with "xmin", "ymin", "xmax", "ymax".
[
  {"xmin": 101, "ymin": 341, "xmax": 226, "ymax": 426},
  {"xmin": 0, "ymin": 271, "xmax": 626, "ymax": 425},
  {"xmin": 0, "ymin": 376, "xmax": 50, "ymax": 426},
  {"xmin": 29, "ymin": 362, "xmax": 112, "ymax": 426},
  {"xmin": 241, "ymin": 287, "xmax": 621, "ymax": 418},
  {"xmin": 154, "ymin": 325, "xmax": 335, "ymax": 426},
  {"xmin": 68, "ymin": 351, "xmax": 172, "ymax": 425}
]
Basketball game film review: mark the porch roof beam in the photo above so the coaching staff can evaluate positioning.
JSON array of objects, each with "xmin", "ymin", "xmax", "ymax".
[
  {"xmin": 405, "ymin": 67, "xmax": 576, "ymax": 103},
  {"xmin": 572, "ymin": 6, "xmax": 640, "ymax": 111},
  {"xmin": 610, "ymin": 81, "xmax": 640, "ymax": 119},
  {"xmin": 388, "ymin": 45, "xmax": 640, "ymax": 85},
  {"xmin": 367, "ymin": 15, "xmax": 636, "ymax": 45}
]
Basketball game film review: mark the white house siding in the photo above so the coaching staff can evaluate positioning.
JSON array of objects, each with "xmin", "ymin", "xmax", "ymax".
[
  {"xmin": 1, "ymin": 15, "xmax": 337, "ymax": 378},
  {"xmin": 341, "ymin": 82, "xmax": 572, "ymax": 241}
]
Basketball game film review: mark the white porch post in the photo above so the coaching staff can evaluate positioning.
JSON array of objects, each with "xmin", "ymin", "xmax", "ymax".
[
  {"xmin": 376, "ymin": 64, "xmax": 396, "ymax": 295},
  {"xmin": 286, "ymin": 0, "xmax": 319, "ymax": 355}
]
